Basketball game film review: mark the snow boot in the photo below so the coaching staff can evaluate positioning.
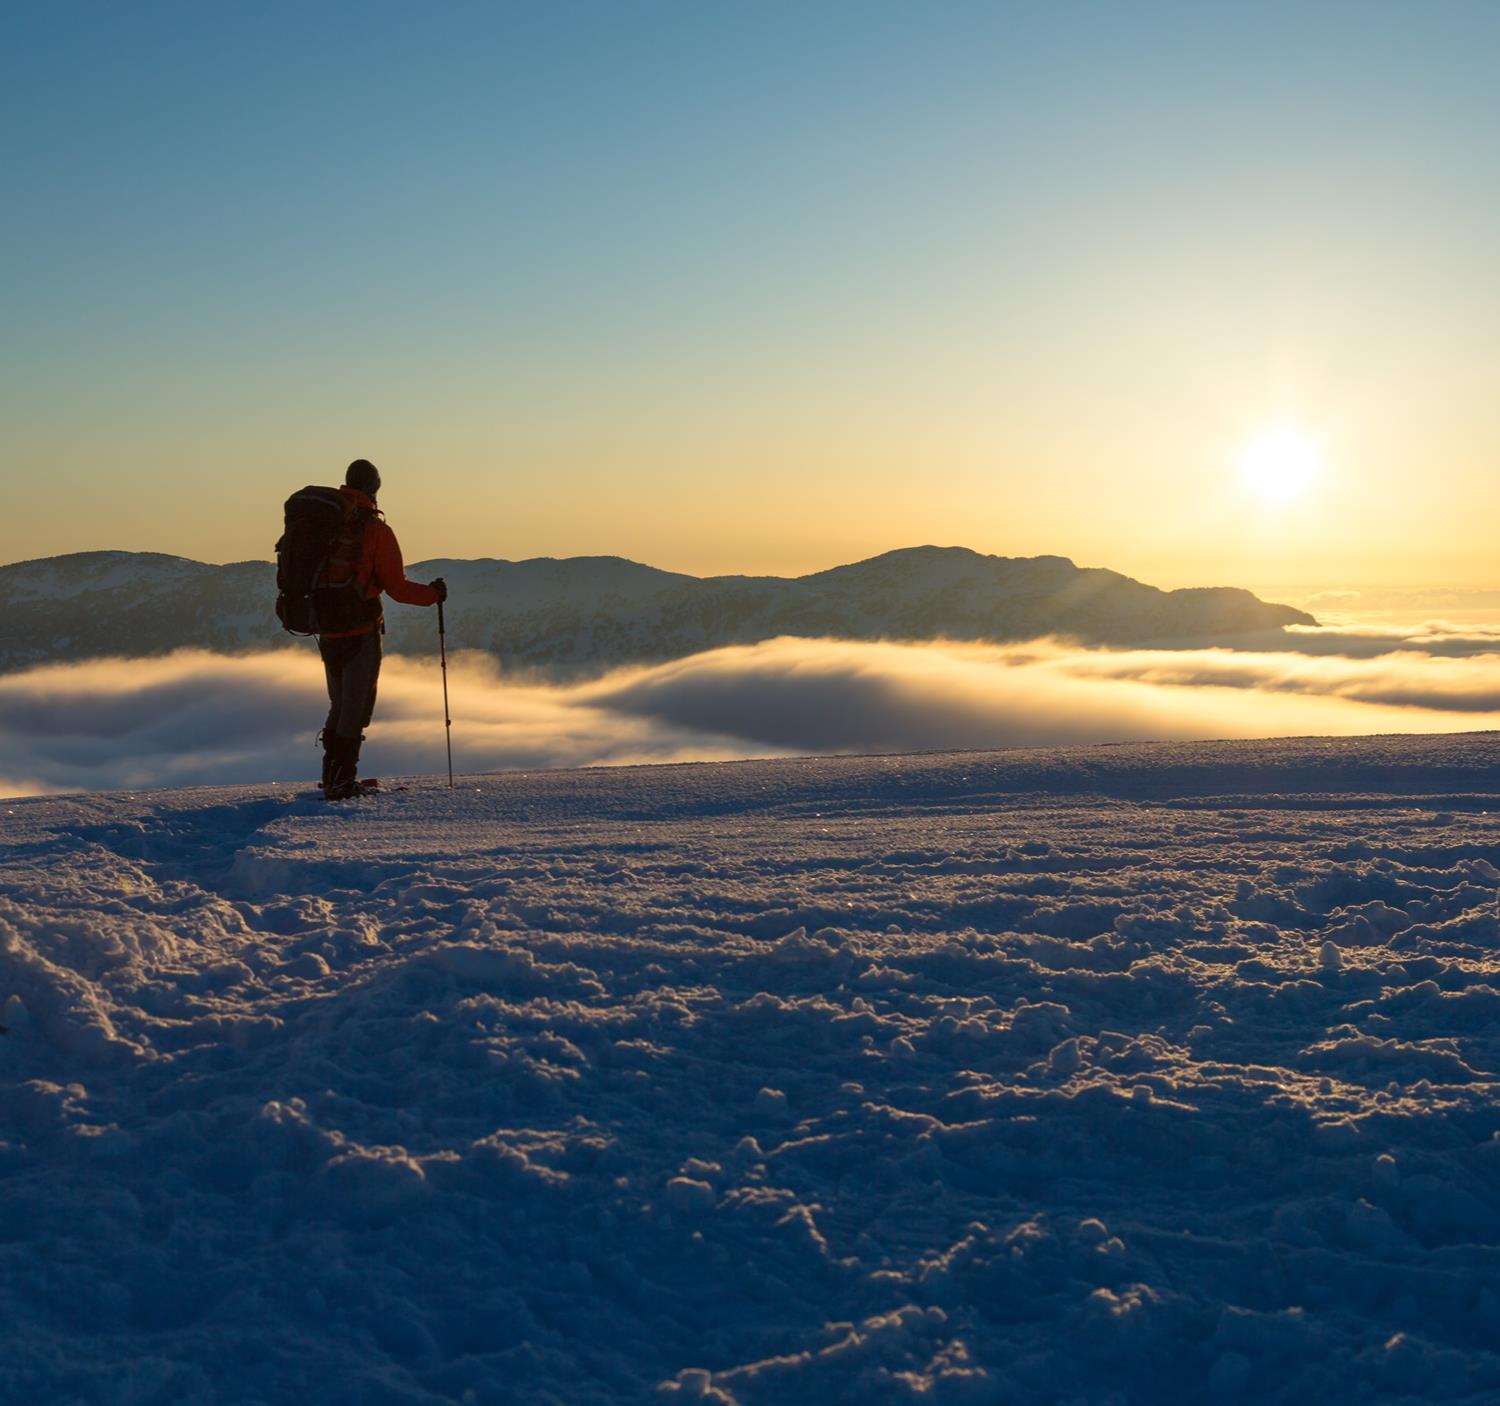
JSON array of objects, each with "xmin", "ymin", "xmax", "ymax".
[{"xmin": 324, "ymin": 733, "xmax": 364, "ymax": 800}]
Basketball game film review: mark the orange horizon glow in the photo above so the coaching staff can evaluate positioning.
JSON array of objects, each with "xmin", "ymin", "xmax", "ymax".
[{"xmin": 6, "ymin": 6, "xmax": 1499, "ymax": 600}]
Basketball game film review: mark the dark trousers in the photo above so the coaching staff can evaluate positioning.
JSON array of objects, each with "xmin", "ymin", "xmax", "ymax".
[{"xmin": 319, "ymin": 631, "xmax": 381, "ymax": 740}]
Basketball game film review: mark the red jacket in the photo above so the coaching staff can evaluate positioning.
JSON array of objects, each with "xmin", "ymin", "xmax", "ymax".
[{"xmin": 320, "ymin": 486, "xmax": 440, "ymax": 637}]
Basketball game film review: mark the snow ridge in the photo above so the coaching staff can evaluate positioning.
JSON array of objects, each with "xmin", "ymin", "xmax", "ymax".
[{"xmin": 2, "ymin": 735, "xmax": 1499, "ymax": 1402}]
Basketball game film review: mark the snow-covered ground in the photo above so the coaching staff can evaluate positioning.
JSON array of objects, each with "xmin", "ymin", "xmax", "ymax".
[{"xmin": 4, "ymin": 734, "xmax": 1500, "ymax": 1404}]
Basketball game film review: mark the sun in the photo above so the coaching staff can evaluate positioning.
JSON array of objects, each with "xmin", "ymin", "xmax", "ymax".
[{"xmin": 1238, "ymin": 426, "xmax": 1324, "ymax": 504}]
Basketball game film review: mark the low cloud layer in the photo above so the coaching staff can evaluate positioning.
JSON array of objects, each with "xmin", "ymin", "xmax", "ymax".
[
  {"xmin": 1280, "ymin": 621, "xmax": 1500, "ymax": 660},
  {"xmin": 3, "ymin": 635, "xmax": 1499, "ymax": 797}
]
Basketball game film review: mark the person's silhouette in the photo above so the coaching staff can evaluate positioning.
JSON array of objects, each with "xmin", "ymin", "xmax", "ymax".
[{"xmin": 316, "ymin": 459, "xmax": 446, "ymax": 797}]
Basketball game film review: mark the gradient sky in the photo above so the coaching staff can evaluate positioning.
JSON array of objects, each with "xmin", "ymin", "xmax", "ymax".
[{"xmin": 5, "ymin": 1, "xmax": 1499, "ymax": 591}]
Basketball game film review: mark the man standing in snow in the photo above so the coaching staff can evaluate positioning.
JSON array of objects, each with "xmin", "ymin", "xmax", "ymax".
[{"xmin": 317, "ymin": 459, "xmax": 446, "ymax": 798}]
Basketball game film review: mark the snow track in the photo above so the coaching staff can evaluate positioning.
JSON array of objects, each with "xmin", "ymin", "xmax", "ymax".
[{"xmin": 3, "ymin": 735, "xmax": 1500, "ymax": 1403}]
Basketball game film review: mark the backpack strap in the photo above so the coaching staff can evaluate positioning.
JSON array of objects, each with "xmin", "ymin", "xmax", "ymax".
[{"xmin": 324, "ymin": 501, "xmax": 373, "ymax": 592}]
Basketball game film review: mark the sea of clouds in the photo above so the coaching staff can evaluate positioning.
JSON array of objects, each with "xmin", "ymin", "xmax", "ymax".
[{"xmin": 3, "ymin": 631, "xmax": 1500, "ymax": 797}]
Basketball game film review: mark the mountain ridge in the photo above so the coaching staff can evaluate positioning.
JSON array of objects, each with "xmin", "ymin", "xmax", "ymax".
[{"xmin": 0, "ymin": 545, "xmax": 1316, "ymax": 676}]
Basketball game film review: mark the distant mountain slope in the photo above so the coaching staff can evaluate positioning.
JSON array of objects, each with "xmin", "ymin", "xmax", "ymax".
[{"xmin": 0, "ymin": 545, "xmax": 1315, "ymax": 674}]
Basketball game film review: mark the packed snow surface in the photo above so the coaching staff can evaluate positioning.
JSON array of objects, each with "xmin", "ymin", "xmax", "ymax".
[{"xmin": 4, "ymin": 733, "xmax": 1500, "ymax": 1403}]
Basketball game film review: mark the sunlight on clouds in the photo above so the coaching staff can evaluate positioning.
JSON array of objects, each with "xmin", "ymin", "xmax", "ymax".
[{"xmin": 2, "ymin": 634, "xmax": 1499, "ymax": 797}]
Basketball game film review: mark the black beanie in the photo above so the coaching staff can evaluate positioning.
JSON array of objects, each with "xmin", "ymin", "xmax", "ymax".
[{"xmin": 345, "ymin": 459, "xmax": 381, "ymax": 497}]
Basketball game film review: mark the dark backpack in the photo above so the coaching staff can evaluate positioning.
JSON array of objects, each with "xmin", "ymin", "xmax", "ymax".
[{"xmin": 275, "ymin": 486, "xmax": 383, "ymax": 636}]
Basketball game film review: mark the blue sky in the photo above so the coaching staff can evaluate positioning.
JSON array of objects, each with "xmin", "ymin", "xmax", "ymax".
[{"xmin": 5, "ymin": 2, "xmax": 1499, "ymax": 586}]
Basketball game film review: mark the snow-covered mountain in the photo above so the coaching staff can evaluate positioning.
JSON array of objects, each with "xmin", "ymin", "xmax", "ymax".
[
  {"xmin": 0, "ymin": 546, "xmax": 1314, "ymax": 675},
  {"xmin": 3, "ymin": 734, "xmax": 1499, "ymax": 1400}
]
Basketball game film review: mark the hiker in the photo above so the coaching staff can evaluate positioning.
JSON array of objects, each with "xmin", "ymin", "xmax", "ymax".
[{"xmin": 313, "ymin": 459, "xmax": 446, "ymax": 798}]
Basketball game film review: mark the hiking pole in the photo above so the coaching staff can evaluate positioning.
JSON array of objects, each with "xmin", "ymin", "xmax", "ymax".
[{"xmin": 438, "ymin": 598, "xmax": 454, "ymax": 788}]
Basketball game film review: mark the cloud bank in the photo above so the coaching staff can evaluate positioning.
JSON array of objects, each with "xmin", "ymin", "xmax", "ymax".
[{"xmin": 3, "ymin": 635, "xmax": 1499, "ymax": 797}]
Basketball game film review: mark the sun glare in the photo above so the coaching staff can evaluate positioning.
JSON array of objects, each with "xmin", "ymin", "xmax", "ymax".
[{"xmin": 1239, "ymin": 426, "xmax": 1324, "ymax": 504}]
